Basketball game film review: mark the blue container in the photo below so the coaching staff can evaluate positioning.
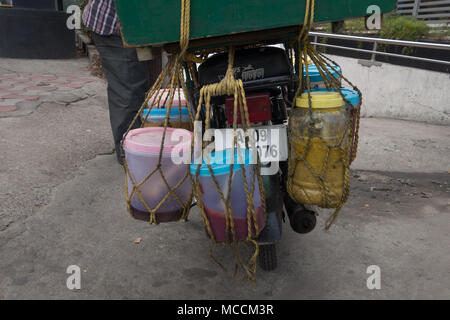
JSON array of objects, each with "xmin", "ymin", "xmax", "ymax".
[
  {"xmin": 190, "ymin": 149, "xmax": 259, "ymax": 219},
  {"xmin": 142, "ymin": 107, "xmax": 190, "ymax": 127},
  {"xmin": 190, "ymin": 149, "xmax": 264, "ymax": 241},
  {"xmin": 303, "ymin": 64, "xmax": 342, "ymax": 89},
  {"xmin": 339, "ymin": 88, "xmax": 361, "ymax": 107}
]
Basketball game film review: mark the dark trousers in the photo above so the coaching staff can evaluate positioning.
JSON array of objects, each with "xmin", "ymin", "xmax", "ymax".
[{"xmin": 93, "ymin": 33, "xmax": 149, "ymax": 161}]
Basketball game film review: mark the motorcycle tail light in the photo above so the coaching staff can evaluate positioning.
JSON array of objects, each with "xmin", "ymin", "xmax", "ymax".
[{"xmin": 225, "ymin": 92, "xmax": 272, "ymax": 125}]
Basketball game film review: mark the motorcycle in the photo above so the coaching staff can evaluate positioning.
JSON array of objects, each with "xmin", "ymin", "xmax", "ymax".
[{"xmin": 187, "ymin": 45, "xmax": 317, "ymax": 271}]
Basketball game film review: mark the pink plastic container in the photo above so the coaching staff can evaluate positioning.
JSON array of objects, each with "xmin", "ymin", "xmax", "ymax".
[
  {"xmin": 123, "ymin": 127, "xmax": 192, "ymax": 223},
  {"xmin": 148, "ymin": 89, "xmax": 187, "ymax": 108}
]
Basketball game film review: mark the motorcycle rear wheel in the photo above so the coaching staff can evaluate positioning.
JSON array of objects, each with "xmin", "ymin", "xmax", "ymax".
[{"xmin": 258, "ymin": 244, "xmax": 277, "ymax": 271}]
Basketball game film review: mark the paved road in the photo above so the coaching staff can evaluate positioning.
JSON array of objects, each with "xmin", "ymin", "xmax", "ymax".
[{"xmin": 0, "ymin": 58, "xmax": 449, "ymax": 299}]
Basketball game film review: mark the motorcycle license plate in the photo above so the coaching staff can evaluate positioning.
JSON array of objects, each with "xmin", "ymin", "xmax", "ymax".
[{"xmin": 213, "ymin": 124, "xmax": 288, "ymax": 162}]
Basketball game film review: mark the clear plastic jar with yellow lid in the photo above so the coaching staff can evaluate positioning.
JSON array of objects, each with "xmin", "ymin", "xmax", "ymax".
[{"xmin": 287, "ymin": 91, "xmax": 352, "ymax": 208}]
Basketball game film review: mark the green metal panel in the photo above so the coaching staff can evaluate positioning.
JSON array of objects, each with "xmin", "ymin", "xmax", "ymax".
[{"xmin": 115, "ymin": 0, "xmax": 397, "ymax": 47}]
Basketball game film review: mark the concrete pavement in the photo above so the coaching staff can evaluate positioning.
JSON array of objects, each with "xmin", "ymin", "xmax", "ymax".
[{"xmin": 0, "ymin": 58, "xmax": 449, "ymax": 299}]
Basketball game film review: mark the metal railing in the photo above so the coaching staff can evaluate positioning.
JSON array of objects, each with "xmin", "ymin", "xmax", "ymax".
[
  {"xmin": 398, "ymin": 0, "xmax": 450, "ymax": 24},
  {"xmin": 309, "ymin": 32, "xmax": 450, "ymax": 65}
]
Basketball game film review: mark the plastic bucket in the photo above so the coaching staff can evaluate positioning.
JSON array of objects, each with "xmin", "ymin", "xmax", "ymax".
[
  {"xmin": 123, "ymin": 127, "xmax": 192, "ymax": 223},
  {"xmin": 190, "ymin": 149, "xmax": 265, "ymax": 241}
]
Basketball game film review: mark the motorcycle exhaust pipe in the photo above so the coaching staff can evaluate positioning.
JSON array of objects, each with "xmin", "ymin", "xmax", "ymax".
[{"xmin": 284, "ymin": 195, "xmax": 317, "ymax": 234}]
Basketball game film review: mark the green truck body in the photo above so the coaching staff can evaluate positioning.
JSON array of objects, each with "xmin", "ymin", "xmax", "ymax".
[{"xmin": 115, "ymin": 0, "xmax": 397, "ymax": 47}]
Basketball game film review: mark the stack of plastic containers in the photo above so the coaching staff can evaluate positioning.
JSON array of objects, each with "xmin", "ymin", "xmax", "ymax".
[{"xmin": 142, "ymin": 89, "xmax": 192, "ymax": 130}]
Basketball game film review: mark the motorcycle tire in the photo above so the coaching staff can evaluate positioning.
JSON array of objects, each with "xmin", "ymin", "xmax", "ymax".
[{"xmin": 258, "ymin": 244, "xmax": 277, "ymax": 271}]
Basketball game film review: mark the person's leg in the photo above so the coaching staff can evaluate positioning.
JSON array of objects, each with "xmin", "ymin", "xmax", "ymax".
[{"xmin": 92, "ymin": 33, "xmax": 149, "ymax": 163}]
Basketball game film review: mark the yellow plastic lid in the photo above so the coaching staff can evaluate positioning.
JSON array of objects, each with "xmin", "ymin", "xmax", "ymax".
[{"xmin": 296, "ymin": 91, "xmax": 344, "ymax": 109}]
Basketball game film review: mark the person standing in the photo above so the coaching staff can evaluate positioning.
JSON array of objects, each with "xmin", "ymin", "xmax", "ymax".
[{"xmin": 82, "ymin": 0, "xmax": 149, "ymax": 164}]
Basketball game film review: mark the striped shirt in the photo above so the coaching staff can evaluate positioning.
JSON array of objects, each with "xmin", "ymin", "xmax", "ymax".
[{"xmin": 82, "ymin": 0, "xmax": 120, "ymax": 36}]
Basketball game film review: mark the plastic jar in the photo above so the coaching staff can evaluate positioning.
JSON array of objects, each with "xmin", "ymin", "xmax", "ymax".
[
  {"xmin": 190, "ymin": 149, "xmax": 265, "ymax": 242},
  {"xmin": 288, "ymin": 91, "xmax": 351, "ymax": 208},
  {"xmin": 303, "ymin": 64, "xmax": 342, "ymax": 89},
  {"xmin": 311, "ymin": 88, "xmax": 361, "ymax": 163},
  {"xmin": 123, "ymin": 127, "xmax": 192, "ymax": 223},
  {"xmin": 142, "ymin": 107, "xmax": 192, "ymax": 130}
]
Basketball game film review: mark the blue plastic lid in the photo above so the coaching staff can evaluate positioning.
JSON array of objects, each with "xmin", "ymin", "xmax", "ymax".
[
  {"xmin": 190, "ymin": 148, "xmax": 254, "ymax": 176},
  {"xmin": 309, "ymin": 88, "xmax": 360, "ymax": 106},
  {"xmin": 303, "ymin": 64, "xmax": 341, "ymax": 83},
  {"xmin": 142, "ymin": 107, "xmax": 189, "ymax": 119},
  {"xmin": 339, "ymin": 88, "xmax": 360, "ymax": 106}
]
